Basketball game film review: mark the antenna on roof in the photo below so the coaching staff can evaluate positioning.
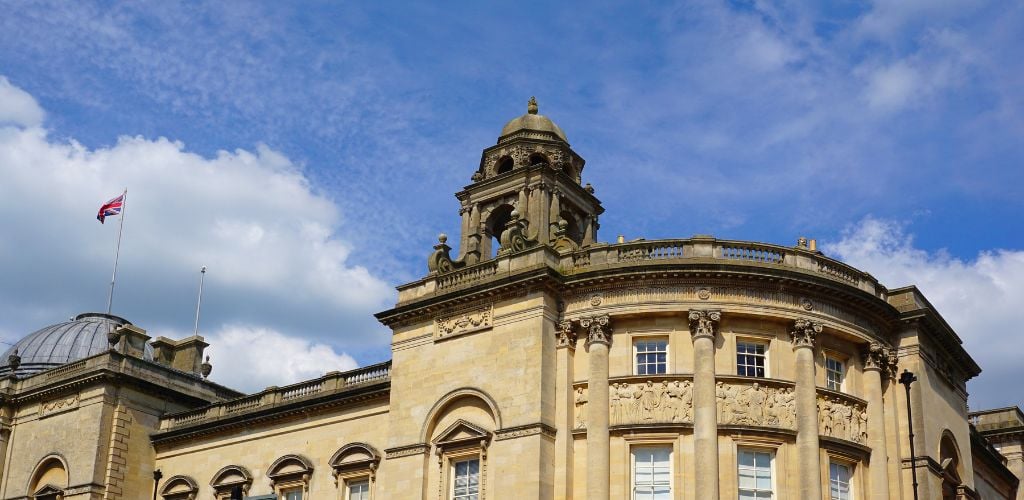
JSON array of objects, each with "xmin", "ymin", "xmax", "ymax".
[{"xmin": 193, "ymin": 266, "xmax": 207, "ymax": 337}]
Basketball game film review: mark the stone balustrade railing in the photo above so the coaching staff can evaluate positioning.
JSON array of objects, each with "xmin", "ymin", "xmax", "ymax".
[
  {"xmin": 159, "ymin": 361, "xmax": 391, "ymax": 431},
  {"xmin": 399, "ymin": 236, "xmax": 883, "ymax": 303},
  {"xmin": 571, "ymin": 375, "xmax": 868, "ymax": 445}
]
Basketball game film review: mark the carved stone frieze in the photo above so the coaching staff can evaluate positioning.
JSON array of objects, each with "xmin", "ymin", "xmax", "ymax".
[
  {"xmin": 384, "ymin": 444, "xmax": 430, "ymax": 459},
  {"xmin": 716, "ymin": 382, "xmax": 796, "ymax": 429},
  {"xmin": 580, "ymin": 314, "xmax": 611, "ymax": 346},
  {"xmin": 791, "ymin": 318, "xmax": 822, "ymax": 349},
  {"xmin": 494, "ymin": 423, "xmax": 556, "ymax": 441},
  {"xmin": 818, "ymin": 394, "xmax": 868, "ymax": 444},
  {"xmin": 610, "ymin": 380, "xmax": 694, "ymax": 426},
  {"xmin": 434, "ymin": 304, "xmax": 493, "ymax": 341},
  {"xmin": 40, "ymin": 392, "xmax": 80, "ymax": 418},
  {"xmin": 688, "ymin": 310, "xmax": 721, "ymax": 340}
]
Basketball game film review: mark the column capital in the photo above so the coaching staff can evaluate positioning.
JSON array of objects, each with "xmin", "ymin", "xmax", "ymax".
[
  {"xmin": 790, "ymin": 318, "xmax": 822, "ymax": 349},
  {"xmin": 687, "ymin": 310, "xmax": 721, "ymax": 340},
  {"xmin": 861, "ymin": 342, "xmax": 896, "ymax": 373},
  {"xmin": 556, "ymin": 319, "xmax": 577, "ymax": 349},
  {"xmin": 580, "ymin": 315, "xmax": 612, "ymax": 347}
]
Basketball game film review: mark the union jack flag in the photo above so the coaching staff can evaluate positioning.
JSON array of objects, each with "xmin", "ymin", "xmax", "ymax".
[{"xmin": 96, "ymin": 192, "xmax": 125, "ymax": 224}]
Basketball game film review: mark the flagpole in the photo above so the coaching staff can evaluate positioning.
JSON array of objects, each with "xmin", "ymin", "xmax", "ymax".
[
  {"xmin": 193, "ymin": 266, "xmax": 207, "ymax": 336},
  {"xmin": 106, "ymin": 188, "xmax": 127, "ymax": 315}
]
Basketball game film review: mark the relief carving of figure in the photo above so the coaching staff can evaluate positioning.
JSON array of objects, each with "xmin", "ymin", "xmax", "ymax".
[
  {"xmin": 639, "ymin": 380, "xmax": 661, "ymax": 420},
  {"xmin": 574, "ymin": 387, "xmax": 587, "ymax": 429},
  {"xmin": 768, "ymin": 387, "xmax": 796, "ymax": 429},
  {"xmin": 819, "ymin": 397, "xmax": 834, "ymax": 435},
  {"xmin": 833, "ymin": 400, "xmax": 850, "ymax": 440},
  {"xmin": 716, "ymin": 382, "xmax": 740, "ymax": 424}
]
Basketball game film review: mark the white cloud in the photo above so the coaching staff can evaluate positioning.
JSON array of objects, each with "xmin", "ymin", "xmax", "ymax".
[
  {"xmin": 202, "ymin": 325, "xmax": 358, "ymax": 391},
  {"xmin": 863, "ymin": 62, "xmax": 920, "ymax": 111},
  {"xmin": 0, "ymin": 76, "xmax": 44, "ymax": 127},
  {"xmin": 0, "ymin": 77, "xmax": 393, "ymax": 388},
  {"xmin": 826, "ymin": 217, "xmax": 1024, "ymax": 408}
]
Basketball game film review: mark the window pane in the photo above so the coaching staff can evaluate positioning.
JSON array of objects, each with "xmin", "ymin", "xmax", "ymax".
[
  {"xmin": 738, "ymin": 449, "xmax": 773, "ymax": 498},
  {"xmin": 633, "ymin": 446, "xmax": 672, "ymax": 499}
]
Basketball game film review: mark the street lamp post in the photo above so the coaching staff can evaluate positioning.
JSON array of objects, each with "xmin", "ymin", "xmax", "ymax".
[
  {"xmin": 899, "ymin": 369, "xmax": 919, "ymax": 500},
  {"xmin": 152, "ymin": 469, "xmax": 163, "ymax": 500}
]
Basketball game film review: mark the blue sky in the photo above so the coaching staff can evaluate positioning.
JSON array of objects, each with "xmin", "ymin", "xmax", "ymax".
[{"xmin": 0, "ymin": 1, "xmax": 1021, "ymax": 407}]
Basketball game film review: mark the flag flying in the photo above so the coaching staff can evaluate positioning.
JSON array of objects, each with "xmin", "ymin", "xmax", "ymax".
[{"xmin": 96, "ymin": 192, "xmax": 125, "ymax": 224}]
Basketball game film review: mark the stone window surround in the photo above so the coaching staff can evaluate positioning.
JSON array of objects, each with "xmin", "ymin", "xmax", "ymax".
[
  {"xmin": 632, "ymin": 333, "xmax": 669, "ymax": 376},
  {"xmin": 159, "ymin": 474, "xmax": 199, "ymax": 500},
  {"xmin": 432, "ymin": 419, "xmax": 492, "ymax": 500},
  {"xmin": 627, "ymin": 442, "xmax": 676, "ymax": 499},
  {"xmin": 827, "ymin": 458, "xmax": 855, "ymax": 500},
  {"xmin": 620, "ymin": 433, "xmax": 680, "ymax": 499},
  {"xmin": 209, "ymin": 464, "xmax": 253, "ymax": 499},
  {"xmin": 266, "ymin": 454, "xmax": 314, "ymax": 498},
  {"xmin": 733, "ymin": 439, "xmax": 779, "ymax": 499},
  {"xmin": 734, "ymin": 333, "xmax": 772, "ymax": 378},
  {"xmin": 344, "ymin": 477, "xmax": 371, "ymax": 500},
  {"xmin": 823, "ymin": 351, "xmax": 848, "ymax": 393},
  {"xmin": 330, "ymin": 442, "xmax": 382, "ymax": 499}
]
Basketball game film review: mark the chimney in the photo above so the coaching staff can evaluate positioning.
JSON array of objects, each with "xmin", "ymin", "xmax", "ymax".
[
  {"xmin": 809, "ymin": 239, "xmax": 817, "ymax": 251},
  {"xmin": 617, "ymin": 235, "xmax": 625, "ymax": 243},
  {"xmin": 115, "ymin": 324, "xmax": 151, "ymax": 359},
  {"xmin": 149, "ymin": 335, "xmax": 209, "ymax": 376}
]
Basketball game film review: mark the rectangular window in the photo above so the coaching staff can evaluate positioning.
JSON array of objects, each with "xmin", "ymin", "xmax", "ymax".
[
  {"xmin": 347, "ymin": 479, "xmax": 370, "ymax": 500},
  {"xmin": 635, "ymin": 339, "xmax": 668, "ymax": 375},
  {"xmin": 738, "ymin": 449, "xmax": 774, "ymax": 499},
  {"xmin": 282, "ymin": 489, "xmax": 303, "ymax": 500},
  {"xmin": 452, "ymin": 458, "xmax": 480, "ymax": 500},
  {"xmin": 736, "ymin": 342, "xmax": 767, "ymax": 377},
  {"xmin": 825, "ymin": 357, "xmax": 845, "ymax": 391},
  {"xmin": 829, "ymin": 462, "xmax": 852, "ymax": 500},
  {"xmin": 632, "ymin": 446, "xmax": 672, "ymax": 499}
]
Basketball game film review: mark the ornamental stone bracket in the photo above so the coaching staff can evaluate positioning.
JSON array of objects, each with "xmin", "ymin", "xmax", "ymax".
[
  {"xmin": 790, "ymin": 318, "xmax": 822, "ymax": 349},
  {"xmin": 580, "ymin": 314, "xmax": 611, "ymax": 347},
  {"xmin": 688, "ymin": 310, "xmax": 721, "ymax": 340}
]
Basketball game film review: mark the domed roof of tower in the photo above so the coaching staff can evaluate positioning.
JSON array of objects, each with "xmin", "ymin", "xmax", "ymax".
[
  {"xmin": 499, "ymin": 97, "xmax": 568, "ymax": 143},
  {"xmin": 0, "ymin": 312, "xmax": 152, "ymax": 377}
]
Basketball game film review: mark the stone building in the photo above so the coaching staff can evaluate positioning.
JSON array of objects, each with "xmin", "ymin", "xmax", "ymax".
[{"xmin": 0, "ymin": 99, "xmax": 1021, "ymax": 500}]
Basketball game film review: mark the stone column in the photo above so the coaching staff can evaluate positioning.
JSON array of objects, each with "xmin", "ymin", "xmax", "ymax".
[
  {"xmin": 689, "ymin": 310, "xmax": 721, "ymax": 500},
  {"xmin": 554, "ymin": 320, "xmax": 578, "ymax": 500},
  {"xmin": 862, "ymin": 343, "xmax": 892, "ymax": 500},
  {"xmin": 582, "ymin": 315, "xmax": 611, "ymax": 500},
  {"xmin": 549, "ymin": 190, "xmax": 561, "ymax": 236},
  {"xmin": 792, "ymin": 318, "xmax": 823, "ymax": 500}
]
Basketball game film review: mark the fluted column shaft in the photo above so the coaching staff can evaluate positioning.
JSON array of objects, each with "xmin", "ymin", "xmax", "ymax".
[
  {"xmin": 689, "ymin": 310, "xmax": 721, "ymax": 500},
  {"xmin": 583, "ymin": 315, "xmax": 611, "ymax": 500},
  {"xmin": 793, "ymin": 319, "xmax": 823, "ymax": 500},
  {"xmin": 863, "ymin": 345, "xmax": 892, "ymax": 500}
]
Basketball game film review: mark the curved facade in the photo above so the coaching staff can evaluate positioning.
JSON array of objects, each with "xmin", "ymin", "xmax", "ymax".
[{"xmin": 0, "ymin": 100, "xmax": 1020, "ymax": 500}]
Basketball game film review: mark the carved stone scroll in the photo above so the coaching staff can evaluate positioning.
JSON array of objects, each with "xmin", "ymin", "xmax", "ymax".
[{"xmin": 817, "ymin": 394, "xmax": 868, "ymax": 444}]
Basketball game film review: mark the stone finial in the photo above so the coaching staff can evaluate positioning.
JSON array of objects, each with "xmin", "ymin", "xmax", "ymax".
[
  {"xmin": 556, "ymin": 319, "xmax": 577, "ymax": 349},
  {"xmin": 688, "ymin": 310, "xmax": 721, "ymax": 340},
  {"xmin": 201, "ymin": 355, "xmax": 212, "ymax": 379},
  {"xmin": 580, "ymin": 315, "xmax": 611, "ymax": 346},
  {"xmin": 527, "ymin": 96, "xmax": 538, "ymax": 115},
  {"xmin": 791, "ymin": 318, "xmax": 822, "ymax": 348},
  {"xmin": 438, "ymin": 233, "xmax": 448, "ymax": 244},
  {"xmin": 584, "ymin": 182, "xmax": 595, "ymax": 194}
]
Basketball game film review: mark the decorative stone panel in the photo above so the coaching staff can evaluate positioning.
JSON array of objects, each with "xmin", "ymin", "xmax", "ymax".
[
  {"xmin": 434, "ymin": 304, "xmax": 493, "ymax": 341},
  {"xmin": 818, "ymin": 392, "xmax": 868, "ymax": 445},
  {"xmin": 39, "ymin": 392, "xmax": 79, "ymax": 418},
  {"xmin": 716, "ymin": 380, "xmax": 796, "ymax": 429}
]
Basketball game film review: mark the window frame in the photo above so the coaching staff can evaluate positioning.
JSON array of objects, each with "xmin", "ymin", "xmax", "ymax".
[
  {"xmin": 632, "ymin": 336, "xmax": 669, "ymax": 376},
  {"xmin": 735, "ymin": 338, "xmax": 769, "ymax": 378},
  {"xmin": 345, "ymin": 477, "xmax": 371, "ymax": 500},
  {"xmin": 630, "ymin": 444, "xmax": 673, "ymax": 500},
  {"xmin": 736, "ymin": 446, "xmax": 776, "ymax": 499},
  {"xmin": 824, "ymin": 355, "xmax": 846, "ymax": 392},
  {"xmin": 828, "ymin": 460, "xmax": 854, "ymax": 500},
  {"xmin": 280, "ymin": 486, "xmax": 303, "ymax": 500},
  {"xmin": 449, "ymin": 455, "xmax": 481, "ymax": 500}
]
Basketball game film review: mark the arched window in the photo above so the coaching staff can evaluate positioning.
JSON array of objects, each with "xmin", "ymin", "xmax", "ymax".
[
  {"xmin": 267, "ymin": 454, "xmax": 314, "ymax": 500},
  {"xmin": 330, "ymin": 443, "xmax": 381, "ymax": 500},
  {"xmin": 484, "ymin": 204, "xmax": 515, "ymax": 257},
  {"xmin": 28, "ymin": 455, "xmax": 68, "ymax": 500},
  {"xmin": 528, "ymin": 153, "xmax": 549, "ymax": 167},
  {"xmin": 209, "ymin": 465, "xmax": 253, "ymax": 499},
  {"xmin": 939, "ymin": 432, "xmax": 963, "ymax": 499},
  {"xmin": 495, "ymin": 156, "xmax": 514, "ymax": 174},
  {"xmin": 160, "ymin": 475, "xmax": 199, "ymax": 500}
]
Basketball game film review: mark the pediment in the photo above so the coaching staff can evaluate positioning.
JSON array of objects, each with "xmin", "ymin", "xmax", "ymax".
[
  {"xmin": 433, "ymin": 419, "xmax": 491, "ymax": 447},
  {"xmin": 33, "ymin": 484, "xmax": 63, "ymax": 495},
  {"xmin": 267, "ymin": 454, "xmax": 314, "ymax": 482}
]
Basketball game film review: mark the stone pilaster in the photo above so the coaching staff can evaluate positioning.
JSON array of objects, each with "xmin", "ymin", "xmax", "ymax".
[
  {"xmin": 554, "ymin": 319, "xmax": 577, "ymax": 500},
  {"xmin": 791, "ymin": 318, "xmax": 823, "ymax": 500},
  {"xmin": 689, "ymin": 309, "xmax": 721, "ymax": 500},
  {"xmin": 862, "ymin": 343, "xmax": 893, "ymax": 500},
  {"xmin": 581, "ymin": 314, "xmax": 611, "ymax": 500}
]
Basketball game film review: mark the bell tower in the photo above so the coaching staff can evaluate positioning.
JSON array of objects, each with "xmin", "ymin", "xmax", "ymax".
[{"xmin": 428, "ymin": 97, "xmax": 604, "ymax": 273}]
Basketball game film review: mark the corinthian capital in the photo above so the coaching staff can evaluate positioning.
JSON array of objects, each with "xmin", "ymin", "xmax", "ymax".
[
  {"xmin": 790, "ymin": 318, "xmax": 822, "ymax": 349},
  {"xmin": 580, "ymin": 315, "xmax": 612, "ymax": 346},
  {"xmin": 862, "ymin": 342, "xmax": 891, "ymax": 372},
  {"xmin": 687, "ymin": 310, "xmax": 721, "ymax": 340},
  {"xmin": 556, "ymin": 319, "xmax": 577, "ymax": 349}
]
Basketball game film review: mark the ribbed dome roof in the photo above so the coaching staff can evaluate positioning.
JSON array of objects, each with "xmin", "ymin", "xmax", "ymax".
[
  {"xmin": 500, "ymin": 97, "xmax": 568, "ymax": 143},
  {"xmin": 0, "ymin": 312, "xmax": 150, "ymax": 377}
]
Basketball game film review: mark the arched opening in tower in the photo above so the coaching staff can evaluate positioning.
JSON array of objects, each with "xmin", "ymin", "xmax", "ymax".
[
  {"xmin": 485, "ymin": 204, "xmax": 515, "ymax": 258},
  {"xmin": 496, "ymin": 156, "xmax": 513, "ymax": 175}
]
